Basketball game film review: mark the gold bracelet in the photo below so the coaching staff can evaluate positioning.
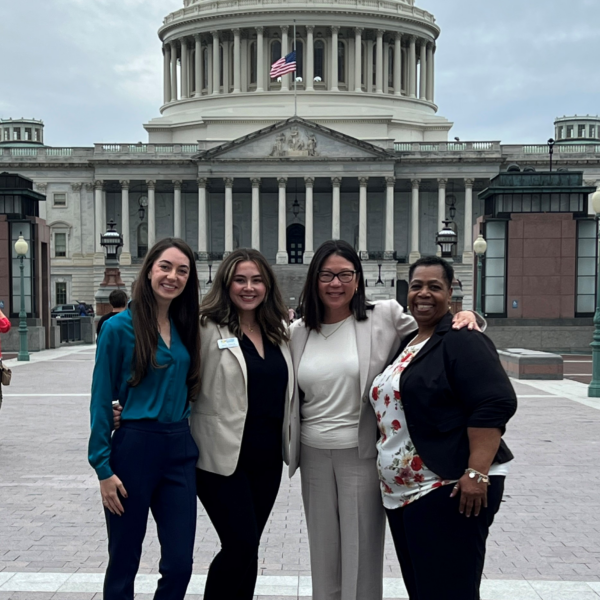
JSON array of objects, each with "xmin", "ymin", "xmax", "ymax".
[{"xmin": 465, "ymin": 468, "xmax": 490, "ymax": 484}]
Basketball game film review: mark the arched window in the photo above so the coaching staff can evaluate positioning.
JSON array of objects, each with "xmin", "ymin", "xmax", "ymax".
[
  {"xmin": 295, "ymin": 39, "xmax": 304, "ymax": 79},
  {"xmin": 361, "ymin": 41, "xmax": 367, "ymax": 86},
  {"xmin": 190, "ymin": 49, "xmax": 196, "ymax": 93},
  {"xmin": 338, "ymin": 40, "xmax": 346, "ymax": 84},
  {"xmin": 250, "ymin": 41, "xmax": 257, "ymax": 84},
  {"xmin": 137, "ymin": 223, "xmax": 148, "ymax": 259},
  {"xmin": 271, "ymin": 40, "xmax": 282, "ymax": 66},
  {"xmin": 388, "ymin": 45, "xmax": 394, "ymax": 89},
  {"xmin": 219, "ymin": 44, "xmax": 224, "ymax": 88},
  {"xmin": 372, "ymin": 47, "xmax": 377, "ymax": 86},
  {"xmin": 314, "ymin": 40, "xmax": 325, "ymax": 82},
  {"xmin": 229, "ymin": 44, "xmax": 234, "ymax": 91}
]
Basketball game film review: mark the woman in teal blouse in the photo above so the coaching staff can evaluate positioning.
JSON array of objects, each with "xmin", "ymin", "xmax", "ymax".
[{"xmin": 89, "ymin": 238, "xmax": 201, "ymax": 600}]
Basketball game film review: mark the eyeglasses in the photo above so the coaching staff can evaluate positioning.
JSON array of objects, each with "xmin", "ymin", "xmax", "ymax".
[{"xmin": 317, "ymin": 270, "xmax": 357, "ymax": 283}]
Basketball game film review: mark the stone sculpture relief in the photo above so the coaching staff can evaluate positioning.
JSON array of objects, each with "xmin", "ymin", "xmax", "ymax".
[{"xmin": 270, "ymin": 127, "xmax": 319, "ymax": 157}]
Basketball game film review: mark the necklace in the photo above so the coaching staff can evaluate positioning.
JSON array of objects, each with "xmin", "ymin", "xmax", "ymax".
[
  {"xmin": 242, "ymin": 322, "xmax": 257, "ymax": 333},
  {"xmin": 319, "ymin": 317, "xmax": 349, "ymax": 340}
]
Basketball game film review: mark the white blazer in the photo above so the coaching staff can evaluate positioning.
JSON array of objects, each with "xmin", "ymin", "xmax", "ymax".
[
  {"xmin": 190, "ymin": 319, "xmax": 294, "ymax": 476},
  {"xmin": 288, "ymin": 300, "xmax": 417, "ymax": 477}
]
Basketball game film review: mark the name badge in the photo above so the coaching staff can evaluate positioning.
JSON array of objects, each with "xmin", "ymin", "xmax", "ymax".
[{"xmin": 217, "ymin": 337, "xmax": 240, "ymax": 350}]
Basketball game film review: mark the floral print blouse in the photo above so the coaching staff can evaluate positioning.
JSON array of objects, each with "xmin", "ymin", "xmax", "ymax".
[{"xmin": 370, "ymin": 337, "xmax": 456, "ymax": 509}]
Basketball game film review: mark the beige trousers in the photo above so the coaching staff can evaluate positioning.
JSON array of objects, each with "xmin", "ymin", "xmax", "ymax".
[{"xmin": 300, "ymin": 444, "xmax": 385, "ymax": 600}]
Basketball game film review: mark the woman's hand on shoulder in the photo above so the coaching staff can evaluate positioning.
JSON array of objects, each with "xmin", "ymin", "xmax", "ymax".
[
  {"xmin": 452, "ymin": 311, "xmax": 481, "ymax": 331},
  {"xmin": 99, "ymin": 474, "xmax": 128, "ymax": 515}
]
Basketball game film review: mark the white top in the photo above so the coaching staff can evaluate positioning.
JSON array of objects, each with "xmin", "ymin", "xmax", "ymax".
[
  {"xmin": 298, "ymin": 316, "xmax": 361, "ymax": 449},
  {"xmin": 371, "ymin": 336, "xmax": 511, "ymax": 510}
]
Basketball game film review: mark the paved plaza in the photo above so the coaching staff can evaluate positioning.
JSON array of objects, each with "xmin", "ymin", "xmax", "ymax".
[{"xmin": 0, "ymin": 345, "xmax": 600, "ymax": 599}]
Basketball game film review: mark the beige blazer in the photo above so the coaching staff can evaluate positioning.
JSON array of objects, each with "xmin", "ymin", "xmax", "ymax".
[
  {"xmin": 288, "ymin": 300, "xmax": 417, "ymax": 477},
  {"xmin": 190, "ymin": 319, "xmax": 294, "ymax": 476}
]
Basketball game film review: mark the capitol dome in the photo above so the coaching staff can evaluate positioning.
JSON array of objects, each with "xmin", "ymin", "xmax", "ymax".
[{"xmin": 144, "ymin": 0, "xmax": 452, "ymax": 146}]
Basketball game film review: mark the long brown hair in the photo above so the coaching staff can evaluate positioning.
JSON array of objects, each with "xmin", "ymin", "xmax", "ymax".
[
  {"xmin": 200, "ymin": 248, "xmax": 289, "ymax": 345},
  {"xmin": 129, "ymin": 238, "xmax": 201, "ymax": 398},
  {"xmin": 299, "ymin": 239, "xmax": 372, "ymax": 332}
]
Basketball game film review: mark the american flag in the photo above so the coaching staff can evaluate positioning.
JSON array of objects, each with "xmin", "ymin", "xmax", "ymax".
[{"xmin": 270, "ymin": 51, "xmax": 297, "ymax": 78}]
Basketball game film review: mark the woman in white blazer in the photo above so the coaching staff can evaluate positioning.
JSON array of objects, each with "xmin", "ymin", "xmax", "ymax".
[
  {"xmin": 289, "ymin": 240, "xmax": 479, "ymax": 600},
  {"xmin": 191, "ymin": 249, "xmax": 294, "ymax": 600}
]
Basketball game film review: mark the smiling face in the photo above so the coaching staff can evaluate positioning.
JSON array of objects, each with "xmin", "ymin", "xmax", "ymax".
[
  {"xmin": 408, "ymin": 265, "xmax": 452, "ymax": 331},
  {"xmin": 228, "ymin": 260, "xmax": 267, "ymax": 319},
  {"xmin": 317, "ymin": 253, "xmax": 358, "ymax": 322},
  {"xmin": 148, "ymin": 247, "xmax": 191, "ymax": 307}
]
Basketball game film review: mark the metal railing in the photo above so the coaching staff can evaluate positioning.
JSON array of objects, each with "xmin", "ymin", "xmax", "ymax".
[{"xmin": 58, "ymin": 318, "xmax": 82, "ymax": 343}]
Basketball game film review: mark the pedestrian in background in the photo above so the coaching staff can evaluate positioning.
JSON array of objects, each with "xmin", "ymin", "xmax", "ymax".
[
  {"xmin": 96, "ymin": 289, "xmax": 128, "ymax": 337},
  {"xmin": 289, "ymin": 240, "xmax": 482, "ymax": 600},
  {"xmin": 0, "ymin": 306, "xmax": 11, "ymax": 410},
  {"xmin": 89, "ymin": 238, "xmax": 201, "ymax": 600},
  {"xmin": 192, "ymin": 248, "xmax": 293, "ymax": 600},
  {"xmin": 370, "ymin": 256, "xmax": 516, "ymax": 600}
]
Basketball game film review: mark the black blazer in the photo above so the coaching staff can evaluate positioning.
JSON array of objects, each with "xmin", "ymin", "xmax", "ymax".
[{"xmin": 391, "ymin": 312, "xmax": 517, "ymax": 480}]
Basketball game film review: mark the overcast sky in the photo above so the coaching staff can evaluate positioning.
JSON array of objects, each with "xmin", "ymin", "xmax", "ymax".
[{"xmin": 2, "ymin": 0, "xmax": 599, "ymax": 147}]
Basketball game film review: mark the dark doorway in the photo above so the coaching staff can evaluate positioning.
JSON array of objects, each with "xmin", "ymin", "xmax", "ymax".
[
  {"xmin": 396, "ymin": 279, "xmax": 408, "ymax": 311},
  {"xmin": 287, "ymin": 223, "xmax": 305, "ymax": 264}
]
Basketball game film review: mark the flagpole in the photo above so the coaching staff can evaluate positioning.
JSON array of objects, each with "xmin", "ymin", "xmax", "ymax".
[{"xmin": 293, "ymin": 19, "xmax": 297, "ymax": 117}]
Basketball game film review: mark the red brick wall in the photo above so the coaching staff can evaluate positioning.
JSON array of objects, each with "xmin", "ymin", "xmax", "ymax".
[{"xmin": 507, "ymin": 213, "xmax": 576, "ymax": 319}]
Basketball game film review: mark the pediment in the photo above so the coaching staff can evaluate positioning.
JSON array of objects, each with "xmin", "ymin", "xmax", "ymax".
[{"xmin": 198, "ymin": 117, "xmax": 392, "ymax": 161}]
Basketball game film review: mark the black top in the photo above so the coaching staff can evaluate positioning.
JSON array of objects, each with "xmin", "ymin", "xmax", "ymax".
[
  {"xmin": 96, "ymin": 311, "xmax": 119, "ymax": 337},
  {"xmin": 239, "ymin": 333, "xmax": 288, "ymax": 458},
  {"xmin": 391, "ymin": 312, "xmax": 517, "ymax": 480}
]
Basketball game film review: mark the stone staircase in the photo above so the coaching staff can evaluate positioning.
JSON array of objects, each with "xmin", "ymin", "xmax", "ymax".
[{"xmin": 272, "ymin": 264, "xmax": 310, "ymax": 309}]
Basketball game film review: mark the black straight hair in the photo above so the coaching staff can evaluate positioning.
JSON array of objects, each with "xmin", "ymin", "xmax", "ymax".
[
  {"xmin": 408, "ymin": 255, "xmax": 454, "ymax": 289},
  {"xmin": 299, "ymin": 239, "xmax": 372, "ymax": 332}
]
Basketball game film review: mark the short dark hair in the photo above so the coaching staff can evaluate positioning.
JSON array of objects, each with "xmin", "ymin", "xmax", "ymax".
[
  {"xmin": 109, "ymin": 289, "xmax": 128, "ymax": 308},
  {"xmin": 299, "ymin": 240, "xmax": 371, "ymax": 332},
  {"xmin": 408, "ymin": 255, "xmax": 454, "ymax": 289}
]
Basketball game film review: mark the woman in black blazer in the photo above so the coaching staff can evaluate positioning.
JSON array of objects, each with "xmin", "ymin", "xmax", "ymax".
[{"xmin": 369, "ymin": 255, "xmax": 517, "ymax": 600}]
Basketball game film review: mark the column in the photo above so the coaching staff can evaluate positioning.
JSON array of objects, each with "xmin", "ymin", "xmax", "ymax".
[
  {"xmin": 251, "ymin": 178, "xmax": 261, "ymax": 250},
  {"xmin": 163, "ymin": 45, "xmax": 171, "ymax": 104},
  {"xmin": 408, "ymin": 35, "xmax": 416, "ymax": 98},
  {"xmin": 306, "ymin": 26, "xmax": 314, "ymax": 91},
  {"xmin": 197, "ymin": 178, "xmax": 208, "ymax": 258},
  {"xmin": 463, "ymin": 178, "xmax": 475, "ymax": 263},
  {"xmin": 281, "ymin": 26, "xmax": 289, "ymax": 91},
  {"xmin": 94, "ymin": 180, "xmax": 104, "ymax": 254},
  {"xmin": 394, "ymin": 32, "xmax": 402, "ymax": 95},
  {"xmin": 147, "ymin": 180, "xmax": 156, "ymax": 248},
  {"xmin": 212, "ymin": 31, "xmax": 220, "ymax": 94},
  {"xmin": 331, "ymin": 26, "xmax": 339, "ymax": 92},
  {"xmin": 426, "ymin": 42, "xmax": 433, "ymax": 101},
  {"xmin": 385, "ymin": 177, "xmax": 395, "ymax": 258},
  {"xmin": 256, "ymin": 27, "xmax": 265, "ymax": 92},
  {"xmin": 170, "ymin": 42, "xmax": 178, "ymax": 102},
  {"xmin": 71, "ymin": 183, "xmax": 84, "ymax": 257},
  {"xmin": 331, "ymin": 177, "xmax": 341, "ymax": 240},
  {"xmin": 222, "ymin": 39, "xmax": 230, "ymax": 93},
  {"xmin": 419, "ymin": 40, "xmax": 427, "ymax": 99},
  {"xmin": 354, "ymin": 28, "xmax": 362, "ymax": 92},
  {"xmin": 120, "ymin": 181, "xmax": 131, "ymax": 262},
  {"xmin": 207, "ymin": 44, "xmax": 213, "ymax": 92},
  {"xmin": 383, "ymin": 39, "xmax": 389, "ymax": 94},
  {"xmin": 224, "ymin": 178, "xmax": 233, "ymax": 254},
  {"xmin": 366, "ymin": 40, "xmax": 374, "ymax": 93},
  {"xmin": 195, "ymin": 35, "xmax": 203, "ymax": 97},
  {"xmin": 233, "ymin": 29, "xmax": 241, "ymax": 93},
  {"xmin": 173, "ymin": 180, "xmax": 182, "ymax": 238},
  {"xmin": 358, "ymin": 177, "xmax": 368, "ymax": 259},
  {"xmin": 409, "ymin": 178, "xmax": 421, "ymax": 263},
  {"xmin": 375, "ymin": 30, "xmax": 384, "ymax": 94},
  {"xmin": 430, "ymin": 45, "xmax": 435, "ymax": 102},
  {"xmin": 276, "ymin": 178, "xmax": 288, "ymax": 264},
  {"xmin": 181, "ymin": 39, "xmax": 189, "ymax": 98},
  {"xmin": 304, "ymin": 177, "xmax": 315, "ymax": 263},
  {"xmin": 437, "ymin": 178, "xmax": 447, "ymax": 233}
]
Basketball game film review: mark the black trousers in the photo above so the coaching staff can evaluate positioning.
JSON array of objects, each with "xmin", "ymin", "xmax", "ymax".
[
  {"xmin": 196, "ymin": 451, "xmax": 283, "ymax": 600},
  {"xmin": 104, "ymin": 420, "xmax": 199, "ymax": 600},
  {"xmin": 385, "ymin": 476, "xmax": 505, "ymax": 600}
]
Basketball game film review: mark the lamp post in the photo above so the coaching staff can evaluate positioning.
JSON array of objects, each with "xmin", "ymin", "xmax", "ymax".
[
  {"xmin": 436, "ymin": 221, "xmax": 464, "ymax": 311},
  {"xmin": 473, "ymin": 233, "xmax": 488, "ymax": 315},
  {"xmin": 548, "ymin": 138, "xmax": 556, "ymax": 172},
  {"xmin": 588, "ymin": 190, "xmax": 600, "ymax": 397},
  {"xmin": 14, "ymin": 233, "xmax": 30, "ymax": 362},
  {"xmin": 96, "ymin": 220, "xmax": 125, "ymax": 316}
]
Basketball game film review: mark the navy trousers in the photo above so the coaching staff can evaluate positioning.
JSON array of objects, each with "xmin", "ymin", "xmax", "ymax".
[
  {"xmin": 103, "ymin": 420, "xmax": 199, "ymax": 600},
  {"xmin": 386, "ymin": 476, "xmax": 505, "ymax": 600}
]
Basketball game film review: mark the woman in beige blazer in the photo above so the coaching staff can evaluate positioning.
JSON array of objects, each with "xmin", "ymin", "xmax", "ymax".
[
  {"xmin": 289, "ymin": 240, "xmax": 480, "ymax": 600},
  {"xmin": 191, "ymin": 249, "xmax": 294, "ymax": 600}
]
